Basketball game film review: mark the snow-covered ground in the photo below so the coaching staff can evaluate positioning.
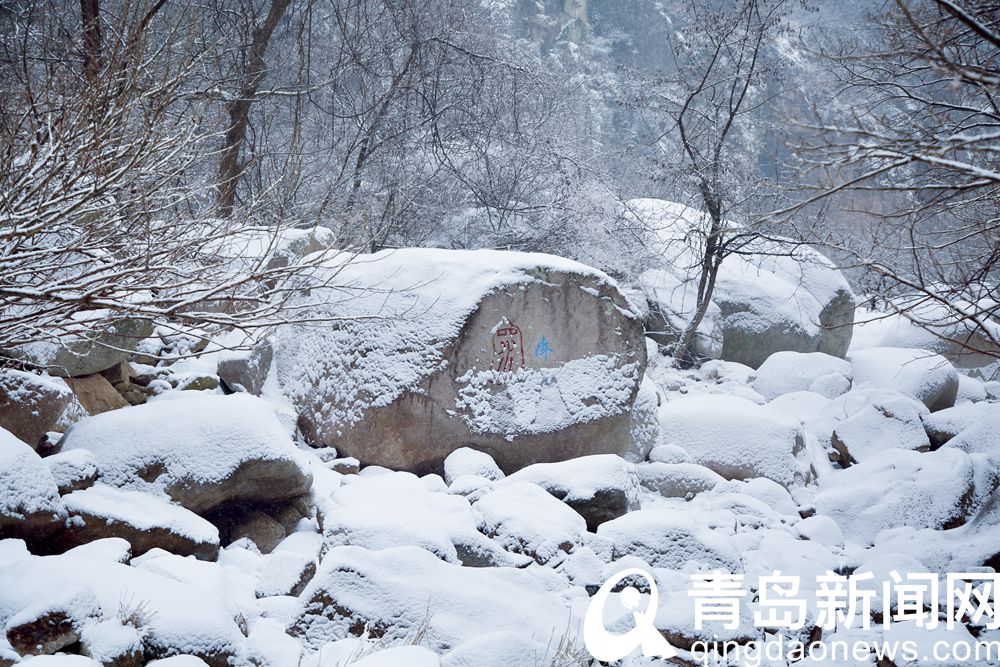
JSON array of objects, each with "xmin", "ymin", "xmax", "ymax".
[{"xmin": 1, "ymin": 248, "xmax": 999, "ymax": 667}]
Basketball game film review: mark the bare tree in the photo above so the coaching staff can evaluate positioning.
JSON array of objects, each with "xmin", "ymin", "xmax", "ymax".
[{"xmin": 626, "ymin": 0, "xmax": 791, "ymax": 366}]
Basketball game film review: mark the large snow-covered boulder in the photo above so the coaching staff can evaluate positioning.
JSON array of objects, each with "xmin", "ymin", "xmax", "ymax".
[
  {"xmin": 59, "ymin": 394, "xmax": 311, "ymax": 514},
  {"xmin": 656, "ymin": 395, "xmax": 809, "ymax": 488},
  {"xmin": 274, "ymin": 249, "xmax": 646, "ymax": 474},
  {"xmin": 0, "ymin": 371, "xmax": 72, "ymax": 448},
  {"xmin": 848, "ymin": 347, "xmax": 959, "ymax": 411},
  {"xmin": 0, "ymin": 428, "xmax": 64, "ymax": 542},
  {"xmin": 628, "ymin": 199, "xmax": 855, "ymax": 368},
  {"xmin": 814, "ymin": 448, "xmax": 998, "ymax": 545},
  {"xmin": 290, "ymin": 545, "xmax": 582, "ymax": 653}
]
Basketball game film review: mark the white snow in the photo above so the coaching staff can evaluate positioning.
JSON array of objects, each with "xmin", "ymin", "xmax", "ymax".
[
  {"xmin": 442, "ymin": 447, "xmax": 504, "ymax": 485},
  {"xmin": 43, "ymin": 449, "xmax": 97, "ymax": 492}
]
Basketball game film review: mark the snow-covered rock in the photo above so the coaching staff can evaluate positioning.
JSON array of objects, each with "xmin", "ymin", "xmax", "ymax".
[
  {"xmin": 42, "ymin": 450, "xmax": 97, "ymax": 495},
  {"xmin": 626, "ymin": 374, "xmax": 662, "ymax": 462},
  {"xmin": 0, "ymin": 371, "xmax": 71, "ymax": 448},
  {"xmin": 442, "ymin": 632, "xmax": 552, "ymax": 667},
  {"xmin": 274, "ymin": 248, "xmax": 646, "ymax": 474},
  {"xmin": 627, "ymin": 199, "xmax": 855, "ymax": 368},
  {"xmin": 814, "ymin": 448, "xmax": 997, "ymax": 545},
  {"xmin": 848, "ymin": 347, "xmax": 959, "ymax": 411},
  {"xmin": 442, "ymin": 448, "xmax": 504, "ymax": 486},
  {"xmin": 657, "ymin": 394, "xmax": 809, "ymax": 487},
  {"xmin": 11, "ymin": 317, "xmax": 154, "ymax": 378},
  {"xmin": 318, "ymin": 471, "xmax": 522, "ymax": 567},
  {"xmin": 597, "ymin": 507, "xmax": 742, "ymax": 571},
  {"xmin": 79, "ymin": 618, "xmax": 143, "ymax": 666},
  {"xmin": 62, "ymin": 485, "xmax": 220, "ymax": 560},
  {"xmin": 635, "ymin": 462, "xmax": 723, "ymax": 499},
  {"xmin": 751, "ymin": 351, "xmax": 853, "ymax": 401},
  {"xmin": 499, "ymin": 454, "xmax": 640, "ymax": 530},
  {"xmin": 827, "ymin": 389, "xmax": 931, "ymax": 465},
  {"xmin": 216, "ymin": 340, "xmax": 272, "ymax": 396},
  {"xmin": 59, "ymin": 394, "xmax": 311, "ymax": 514},
  {"xmin": 290, "ymin": 545, "xmax": 583, "ymax": 653},
  {"xmin": 471, "ymin": 481, "xmax": 586, "ymax": 563},
  {"xmin": 920, "ymin": 401, "xmax": 995, "ymax": 447},
  {"xmin": 794, "ymin": 515, "xmax": 844, "ymax": 549},
  {"xmin": 0, "ymin": 428, "xmax": 64, "ymax": 543},
  {"xmin": 943, "ymin": 404, "xmax": 1000, "ymax": 457}
]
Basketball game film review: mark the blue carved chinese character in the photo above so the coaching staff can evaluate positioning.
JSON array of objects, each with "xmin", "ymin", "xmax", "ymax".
[{"xmin": 534, "ymin": 336, "xmax": 554, "ymax": 362}]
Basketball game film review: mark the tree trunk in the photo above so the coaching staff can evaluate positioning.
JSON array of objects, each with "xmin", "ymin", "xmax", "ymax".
[
  {"xmin": 216, "ymin": 0, "xmax": 293, "ymax": 218},
  {"xmin": 80, "ymin": 0, "xmax": 102, "ymax": 82}
]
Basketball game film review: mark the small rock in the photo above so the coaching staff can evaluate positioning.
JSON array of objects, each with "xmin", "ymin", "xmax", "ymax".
[
  {"xmin": 443, "ymin": 448, "xmax": 504, "ymax": 486},
  {"xmin": 80, "ymin": 619, "xmax": 143, "ymax": 667},
  {"xmin": 228, "ymin": 511, "xmax": 286, "ymax": 554},
  {"xmin": 172, "ymin": 374, "xmax": 220, "ymax": 392},
  {"xmin": 326, "ymin": 457, "xmax": 360, "ymax": 476},
  {"xmin": 795, "ymin": 515, "xmax": 844, "ymax": 549},
  {"xmin": 255, "ymin": 551, "xmax": 317, "ymax": 598},
  {"xmin": 647, "ymin": 444, "xmax": 690, "ymax": 464},
  {"xmin": 500, "ymin": 455, "xmax": 640, "ymax": 531},
  {"xmin": 636, "ymin": 462, "xmax": 723, "ymax": 499},
  {"xmin": 0, "ymin": 370, "xmax": 72, "ymax": 448},
  {"xmin": 44, "ymin": 450, "xmax": 98, "ymax": 494},
  {"xmin": 5, "ymin": 588, "xmax": 101, "ymax": 656},
  {"xmin": 217, "ymin": 342, "xmax": 273, "ymax": 395},
  {"xmin": 65, "ymin": 374, "xmax": 128, "ymax": 415}
]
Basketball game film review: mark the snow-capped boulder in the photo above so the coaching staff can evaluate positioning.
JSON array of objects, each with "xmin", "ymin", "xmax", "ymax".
[
  {"xmin": 216, "ymin": 341, "xmax": 273, "ymax": 395},
  {"xmin": 499, "ymin": 454, "xmax": 640, "ymax": 530},
  {"xmin": 290, "ymin": 545, "xmax": 582, "ymax": 653},
  {"xmin": 317, "ymin": 471, "xmax": 523, "ymax": 567},
  {"xmin": 827, "ymin": 389, "xmax": 931, "ymax": 465},
  {"xmin": 626, "ymin": 375, "xmax": 662, "ymax": 462},
  {"xmin": 943, "ymin": 404, "xmax": 1000, "ymax": 458},
  {"xmin": 636, "ymin": 462, "xmax": 723, "ymax": 499},
  {"xmin": 848, "ymin": 347, "xmax": 959, "ymax": 411},
  {"xmin": 627, "ymin": 199, "xmax": 855, "ymax": 368},
  {"xmin": 43, "ymin": 451, "xmax": 98, "ymax": 495},
  {"xmin": 62, "ymin": 485, "xmax": 221, "ymax": 560},
  {"xmin": 814, "ymin": 448, "xmax": 998, "ymax": 545},
  {"xmin": 4, "ymin": 587, "xmax": 101, "ymax": 657},
  {"xmin": 11, "ymin": 317, "xmax": 153, "ymax": 378},
  {"xmin": 921, "ymin": 401, "xmax": 995, "ymax": 447},
  {"xmin": 471, "ymin": 481, "xmax": 587, "ymax": 563},
  {"xmin": 0, "ymin": 428, "xmax": 64, "ymax": 542},
  {"xmin": 597, "ymin": 507, "xmax": 742, "ymax": 571},
  {"xmin": 59, "ymin": 394, "xmax": 311, "ymax": 514},
  {"xmin": 0, "ymin": 371, "xmax": 71, "ymax": 448},
  {"xmin": 657, "ymin": 395, "xmax": 809, "ymax": 488},
  {"xmin": 442, "ymin": 448, "xmax": 504, "ymax": 486},
  {"xmin": 79, "ymin": 619, "xmax": 143, "ymax": 666},
  {"xmin": 751, "ymin": 351, "xmax": 853, "ymax": 401},
  {"xmin": 274, "ymin": 248, "xmax": 646, "ymax": 474}
]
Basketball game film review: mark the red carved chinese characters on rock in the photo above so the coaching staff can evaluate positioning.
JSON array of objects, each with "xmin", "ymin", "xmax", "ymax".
[{"xmin": 492, "ymin": 321, "xmax": 525, "ymax": 372}]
